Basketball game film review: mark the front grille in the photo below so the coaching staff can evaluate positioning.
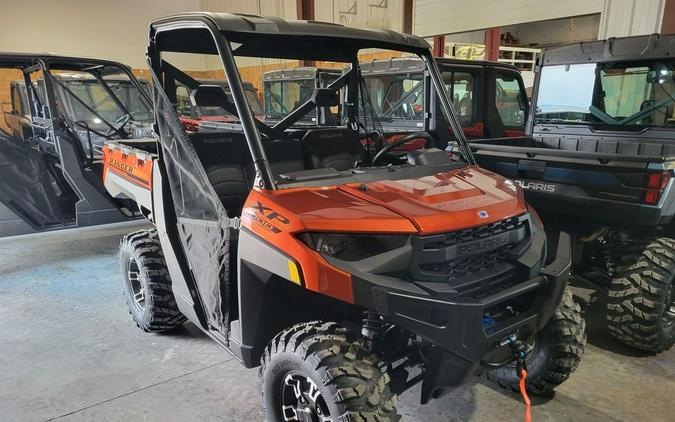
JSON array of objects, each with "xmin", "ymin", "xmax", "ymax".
[
  {"xmin": 411, "ymin": 214, "xmax": 529, "ymax": 299},
  {"xmin": 419, "ymin": 244, "xmax": 513, "ymax": 279},
  {"xmin": 422, "ymin": 216, "xmax": 526, "ymax": 251}
]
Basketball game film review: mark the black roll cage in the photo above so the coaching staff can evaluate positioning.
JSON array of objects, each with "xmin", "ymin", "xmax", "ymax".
[
  {"xmin": 3, "ymin": 56, "xmax": 152, "ymax": 133},
  {"xmin": 148, "ymin": 14, "xmax": 476, "ymax": 192}
]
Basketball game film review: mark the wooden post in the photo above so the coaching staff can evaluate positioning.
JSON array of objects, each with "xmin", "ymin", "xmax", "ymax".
[{"xmin": 433, "ymin": 35, "xmax": 445, "ymax": 58}]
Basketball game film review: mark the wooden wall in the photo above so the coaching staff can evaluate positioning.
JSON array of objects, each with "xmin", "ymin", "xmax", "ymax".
[{"xmin": 0, "ymin": 69, "xmax": 24, "ymax": 133}]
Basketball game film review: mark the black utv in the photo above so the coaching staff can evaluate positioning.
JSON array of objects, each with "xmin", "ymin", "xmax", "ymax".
[
  {"xmin": 471, "ymin": 34, "xmax": 675, "ymax": 353},
  {"xmin": 0, "ymin": 54, "xmax": 154, "ymax": 237}
]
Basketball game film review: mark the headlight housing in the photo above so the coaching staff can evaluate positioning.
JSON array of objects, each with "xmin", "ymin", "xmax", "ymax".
[{"xmin": 298, "ymin": 232, "xmax": 409, "ymax": 261}]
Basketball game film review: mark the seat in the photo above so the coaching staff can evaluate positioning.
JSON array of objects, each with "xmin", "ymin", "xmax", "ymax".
[
  {"xmin": 188, "ymin": 132, "xmax": 251, "ymax": 217},
  {"xmin": 301, "ymin": 128, "xmax": 368, "ymax": 171},
  {"xmin": 244, "ymin": 138, "xmax": 305, "ymax": 183},
  {"xmin": 263, "ymin": 138, "xmax": 305, "ymax": 176}
]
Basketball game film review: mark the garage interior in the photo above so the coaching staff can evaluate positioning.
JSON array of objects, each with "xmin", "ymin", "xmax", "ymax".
[{"xmin": 1, "ymin": 1, "xmax": 674, "ymax": 421}]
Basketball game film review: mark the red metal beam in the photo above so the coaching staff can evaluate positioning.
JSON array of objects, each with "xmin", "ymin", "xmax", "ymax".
[
  {"xmin": 433, "ymin": 35, "xmax": 445, "ymax": 57},
  {"xmin": 662, "ymin": 0, "xmax": 675, "ymax": 34},
  {"xmin": 297, "ymin": 0, "xmax": 316, "ymax": 66},
  {"xmin": 403, "ymin": 0, "xmax": 413, "ymax": 34},
  {"xmin": 296, "ymin": 0, "xmax": 315, "ymax": 20},
  {"xmin": 484, "ymin": 28, "xmax": 501, "ymax": 62}
]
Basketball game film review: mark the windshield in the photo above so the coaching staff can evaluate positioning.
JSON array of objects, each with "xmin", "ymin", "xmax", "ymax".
[
  {"xmin": 55, "ymin": 72, "xmax": 153, "ymax": 126},
  {"xmin": 361, "ymin": 65, "xmax": 482, "ymax": 127},
  {"xmin": 363, "ymin": 73, "xmax": 424, "ymax": 122},
  {"xmin": 158, "ymin": 40, "xmax": 474, "ymax": 165},
  {"xmin": 535, "ymin": 59, "xmax": 675, "ymax": 128},
  {"xmin": 263, "ymin": 71, "xmax": 341, "ymax": 124},
  {"xmin": 264, "ymin": 78, "xmax": 315, "ymax": 121}
]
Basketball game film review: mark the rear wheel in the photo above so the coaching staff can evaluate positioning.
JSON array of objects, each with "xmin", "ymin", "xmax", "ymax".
[
  {"xmin": 487, "ymin": 287, "xmax": 586, "ymax": 394},
  {"xmin": 119, "ymin": 229, "xmax": 186, "ymax": 332},
  {"xmin": 607, "ymin": 237, "xmax": 675, "ymax": 352},
  {"xmin": 260, "ymin": 321, "xmax": 400, "ymax": 421}
]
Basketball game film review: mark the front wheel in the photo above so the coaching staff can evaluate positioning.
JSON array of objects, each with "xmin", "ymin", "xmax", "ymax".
[
  {"xmin": 487, "ymin": 287, "xmax": 586, "ymax": 394},
  {"xmin": 260, "ymin": 321, "xmax": 400, "ymax": 421},
  {"xmin": 607, "ymin": 237, "xmax": 675, "ymax": 352}
]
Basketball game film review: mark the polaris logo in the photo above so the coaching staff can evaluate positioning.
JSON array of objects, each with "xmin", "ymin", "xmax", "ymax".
[
  {"xmin": 515, "ymin": 180, "xmax": 556, "ymax": 192},
  {"xmin": 458, "ymin": 234, "xmax": 509, "ymax": 256}
]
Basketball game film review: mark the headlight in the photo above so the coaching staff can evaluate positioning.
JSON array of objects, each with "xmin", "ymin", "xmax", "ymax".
[{"xmin": 297, "ymin": 232, "xmax": 409, "ymax": 261}]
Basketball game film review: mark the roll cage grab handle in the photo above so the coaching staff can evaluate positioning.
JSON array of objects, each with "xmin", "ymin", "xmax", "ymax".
[{"xmin": 149, "ymin": 21, "xmax": 476, "ymax": 191}]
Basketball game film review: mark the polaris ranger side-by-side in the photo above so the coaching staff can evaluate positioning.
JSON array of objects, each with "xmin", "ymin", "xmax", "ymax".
[
  {"xmin": 0, "ymin": 54, "xmax": 154, "ymax": 237},
  {"xmin": 471, "ymin": 34, "xmax": 675, "ymax": 353},
  {"xmin": 104, "ymin": 13, "xmax": 580, "ymax": 419}
]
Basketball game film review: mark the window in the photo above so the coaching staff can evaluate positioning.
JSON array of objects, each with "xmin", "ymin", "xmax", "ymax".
[
  {"xmin": 264, "ymin": 79, "xmax": 315, "ymax": 121},
  {"xmin": 363, "ymin": 73, "xmax": 424, "ymax": 121},
  {"xmin": 11, "ymin": 85, "xmax": 25, "ymax": 115},
  {"xmin": 175, "ymin": 85, "xmax": 192, "ymax": 116},
  {"xmin": 495, "ymin": 72, "xmax": 526, "ymax": 129},
  {"xmin": 600, "ymin": 64, "xmax": 674, "ymax": 125},
  {"xmin": 535, "ymin": 60, "xmax": 675, "ymax": 127},
  {"xmin": 535, "ymin": 63, "xmax": 595, "ymax": 123},
  {"xmin": 56, "ymin": 70, "xmax": 153, "ymax": 124},
  {"xmin": 442, "ymin": 71, "xmax": 474, "ymax": 125}
]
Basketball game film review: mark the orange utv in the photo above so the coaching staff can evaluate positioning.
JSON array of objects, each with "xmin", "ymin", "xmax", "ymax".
[{"xmin": 103, "ymin": 13, "xmax": 584, "ymax": 420}]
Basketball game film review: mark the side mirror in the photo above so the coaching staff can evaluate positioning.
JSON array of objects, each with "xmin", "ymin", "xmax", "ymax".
[{"xmin": 311, "ymin": 88, "xmax": 339, "ymax": 107}]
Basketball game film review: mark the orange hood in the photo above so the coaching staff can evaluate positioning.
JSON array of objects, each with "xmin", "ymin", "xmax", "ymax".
[{"xmin": 267, "ymin": 166, "xmax": 526, "ymax": 235}]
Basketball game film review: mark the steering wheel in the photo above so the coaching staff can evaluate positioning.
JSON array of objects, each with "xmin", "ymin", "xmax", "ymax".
[
  {"xmin": 105, "ymin": 114, "xmax": 131, "ymax": 137},
  {"xmin": 372, "ymin": 131, "xmax": 433, "ymax": 166},
  {"xmin": 362, "ymin": 129, "xmax": 384, "ymax": 147}
]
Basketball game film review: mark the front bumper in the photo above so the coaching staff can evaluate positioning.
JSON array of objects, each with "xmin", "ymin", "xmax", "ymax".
[{"xmin": 332, "ymin": 229, "xmax": 571, "ymax": 403}]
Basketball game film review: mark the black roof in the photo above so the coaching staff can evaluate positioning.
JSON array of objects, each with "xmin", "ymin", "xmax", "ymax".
[
  {"xmin": 0, "ymin": 52, "xmax": 132, "ymax": 72},
  {"xmin": 541, "ymin": 33, "xmax": 675, "ymax": 66},
  {"xmin": 150, "ymin": 12, "xmax": 430, "ymax": 62}
]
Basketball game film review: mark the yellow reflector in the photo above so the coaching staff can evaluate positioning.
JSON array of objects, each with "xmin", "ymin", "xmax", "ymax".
[{"xmin": 288, "ymin": 260, "xmax": 301, "ymax": 285}]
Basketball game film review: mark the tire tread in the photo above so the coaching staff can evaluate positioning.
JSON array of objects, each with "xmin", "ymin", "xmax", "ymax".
[
  {"xmin": 119, "ymin": 229, "xmax": 186, "ymax": 332},
  {"xmin": 260, "ymin": 321, "xmax": 400, "ymax": 422},
  {"xmin": 607, "ymin": 237, "xmax": 675, "ymax": 352}
]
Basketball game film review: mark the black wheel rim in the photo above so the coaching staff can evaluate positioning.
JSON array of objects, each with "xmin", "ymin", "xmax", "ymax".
[
  {"xmin": 126, "ymin": 257, "xmax": 145, "ymax": 312},
  {"xmin": 663, "ymin": 283, "xmax": 675, "ymax": 328},
  {"xmin": 280, "ymin": 371, "xmax": 331, "ymax": 422}
]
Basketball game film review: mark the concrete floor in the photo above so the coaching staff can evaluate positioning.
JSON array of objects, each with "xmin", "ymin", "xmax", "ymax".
[{"xmin": 1, "ymin": 224, "xmax": 674, "ymax": 422}]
